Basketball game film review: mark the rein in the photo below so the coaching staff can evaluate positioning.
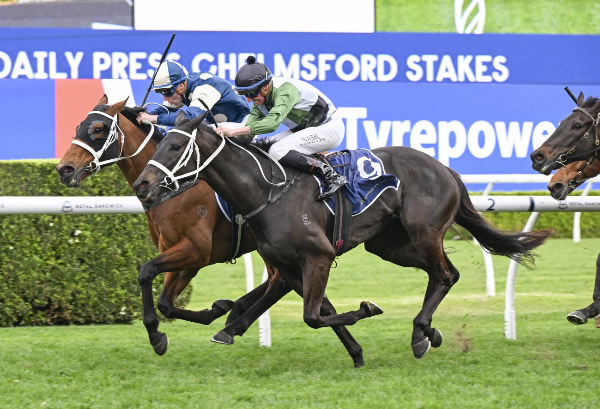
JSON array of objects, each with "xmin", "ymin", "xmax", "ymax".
[
  {"xmin": 72, "ymin": 110, "xmax": 156, "ymax": 174},
  {"xmin": 556, "ymin": 106, "xmax": 600, "ymax": 166},
  {"xmin": 148, "ymin": 126, "xmax": 292, "ymax": 219}
]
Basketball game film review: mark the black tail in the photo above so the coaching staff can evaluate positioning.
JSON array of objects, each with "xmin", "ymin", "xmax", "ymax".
[{"xmin": 448, "ymin": 169, "xmax": 552, "ymax": 267}]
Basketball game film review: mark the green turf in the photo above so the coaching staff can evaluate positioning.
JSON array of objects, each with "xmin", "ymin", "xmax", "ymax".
[{"xmin": 1, "ymin": 238, "xmax": 599, "ymax": 409}]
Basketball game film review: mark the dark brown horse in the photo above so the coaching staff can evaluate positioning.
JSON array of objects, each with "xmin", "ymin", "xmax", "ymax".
[
  {"xmin": 133, "ymin": 115, "xmax": 551, "ymax": 361},
  {"xmin": 56, "ymin": 96, "xmax": 364, "ymax": 367},
  {"xmin": 531, "ymin": 92, "xmax": 600, "ymax": 327}
]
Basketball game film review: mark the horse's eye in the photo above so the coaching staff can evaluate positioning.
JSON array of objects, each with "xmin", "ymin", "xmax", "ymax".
[
  {"xmin": 573, "ymin": 123, "xmax": 582, "ymax": 130},
  {"xmin": 92, "ymin": 126, "xmax": 104, "ymax": 134},
  {"xmin": 170, "ymin": 144, "xmax": 182, "ymax": 151}
]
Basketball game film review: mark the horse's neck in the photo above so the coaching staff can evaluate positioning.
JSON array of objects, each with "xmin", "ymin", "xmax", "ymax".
[
  {"xmin": 116, "ymin": 119, "xmax": 156, "ymax": 187},
  {"xmin": 200, "ymin": 138, "xmax": 278, "ymax": 215}
]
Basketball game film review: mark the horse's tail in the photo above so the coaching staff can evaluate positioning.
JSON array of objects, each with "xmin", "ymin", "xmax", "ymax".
[{"xmin": 448, "ymin": 168, "xmax": 552, "ymax": 267}]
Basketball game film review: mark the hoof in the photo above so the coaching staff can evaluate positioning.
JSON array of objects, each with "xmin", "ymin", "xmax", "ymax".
[
  {"xmin": 213, "ymin": 299, "xmax": 235, "ymax": 315},
  {"xmin": 412, "ymin": 337, "xmax": 431, "ymax": 359},
  {"xmin": 211, "ymin": 330, "xmax": 234, "ymax": 345},
  {"xmin": 150, "ymin": 332, "xmax": 169, "ymax": 356},
  {"xmin": 360, "ymin": 301, "xmax": 384, "ymax": 317},
  {"xmin": 353, "ymin": 358, "xmax": 365, "ymax": 368},
  {"xmin": 567, "ymin": 310, "xmax": 588, "ymax": 325},
  {"xmin": 429, "ymin": 328, "xmax": 443, "ymax": 348}
]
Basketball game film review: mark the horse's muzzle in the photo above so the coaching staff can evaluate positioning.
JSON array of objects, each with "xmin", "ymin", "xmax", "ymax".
[
  {"xmin": 547, "ymin": 181, "xmax": 569, "ymax": 201},
  {"xmin": 530, "ymin": 149, "xmax": 555, "ymax": 175},
  {"xmin": 56, "ymin": 164, "xmax": 81, "ymax": 187},
  {"xmin": 133, "ymin": 177, "xmax": 159, "ymax": 207}
]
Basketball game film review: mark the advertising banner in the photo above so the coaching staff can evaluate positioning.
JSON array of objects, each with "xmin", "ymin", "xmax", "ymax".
[{"xmin": 1, "ymin": 28, "xmax": 599, "ymax": 189}]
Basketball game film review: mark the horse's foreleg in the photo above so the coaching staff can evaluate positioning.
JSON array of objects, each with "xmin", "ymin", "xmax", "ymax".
[
  {"xmin": 157, "ymin": 270, "xmax": 234, "ymax": 324},
  {"xmin": 211, "ymin": 277, "xmax": 292, "ymax": 344},
  {"xmin": 301, "ymin": 260, "xmax": 383, "ymax": 330},
  {"xmin": 320, "ymin": 296, "xmax": 365, "ymax": 368},
  {"xmin": 138, "ymin": 257, "xmax": 170, "ymax": 356},
  {"xmin": 567, "ymin": 252, "xmax": 600, "ymax": 325}
]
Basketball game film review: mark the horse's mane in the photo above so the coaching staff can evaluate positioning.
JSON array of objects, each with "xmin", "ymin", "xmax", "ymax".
[
  {"xmin": 120, "ymin": 106, "xmax": 160, "ymax": 142},
  {"xmin": 185, "ymin": 118, "xmax": 262, "ymax": 151},
  {"xmin": 582, "ymin": 96, "xmax": 600, "ymax": 108}
]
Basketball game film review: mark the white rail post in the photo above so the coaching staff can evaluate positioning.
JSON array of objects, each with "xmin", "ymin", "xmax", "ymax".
[
  {"xmin": 258, "ymin": 266, "xmax": 272, "ymax": 347},
  {"xmin": 243, "ymin": 252, "xmax": 271, "ymax": 347},
  {"xmin": 480, "ymin": 182, "xmax": 496, "ymax": 296},
  {"xmin": 504, "ymin": 211, "xmax": 540, "ymax": 340},
  {"xmin": 573, "ymin": 181, "xmax": 594, "ymax": 243}
]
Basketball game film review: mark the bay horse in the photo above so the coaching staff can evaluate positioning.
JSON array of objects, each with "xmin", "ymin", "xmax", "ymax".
[
  {"xmin": 133, "ymin": 114, "xmax": 551, "ymax": 361},
  {"xmin": 547, "ymin": 157, "xmax": 600, "ymax": 201},
  {"xmin": 548, "ymin": 157, "xmax": 600, "ymax": 326},
  {"xmin": 56, "ymin": 96, "xmax": 365, "ymax": 367},
  {"xmin": 531, "ymin": 91, "xmax": 600, "ymax": 327}
]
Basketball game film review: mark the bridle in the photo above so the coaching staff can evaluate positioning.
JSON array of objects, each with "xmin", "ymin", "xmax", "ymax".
[
  {"xmin": 72, "ymin": 110, "xmax": 155, "ymax": 174},
  {"xmin": 566, "ymin": 156, "xmax": 598, "ymax": 191},
  {"xmin": 556, "ymin": 105, "xmax": 600, "ymax": 167},
  {"xmin": 146, "ymin": 126, "xmax": 291, "ymax": 220}
]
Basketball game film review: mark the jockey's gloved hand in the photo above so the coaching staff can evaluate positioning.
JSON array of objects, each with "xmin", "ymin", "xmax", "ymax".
[{"xmin": 252, "ymin": 137, "xmax": 273, "ymax": 151}]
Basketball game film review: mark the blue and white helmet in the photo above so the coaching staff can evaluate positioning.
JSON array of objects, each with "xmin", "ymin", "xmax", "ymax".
[{"xmin": 152, "ymin": 60, "xmax": 189, "ymax": 91}]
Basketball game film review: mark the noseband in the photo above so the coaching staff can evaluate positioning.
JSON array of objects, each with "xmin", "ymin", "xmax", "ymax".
[
  {"xmin": 556, "ymin": 106, "xmax": 600, "ymax": 166},
  {"xmin": 72, "ymin": 110, "xmax": 155, "ymax": 174}
]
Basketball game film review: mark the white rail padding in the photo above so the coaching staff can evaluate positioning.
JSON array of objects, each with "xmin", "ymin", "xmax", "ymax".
[
  {"xmin": 3, "ymin": 195, "xmax": 600, "ymax": 215},
  {"xmin": 0, "ymin": 196, "xmax": 144, "ymax": 214},
  {"xmin": 461, "ymin": 173, "xmax": 600, "ymax": 184},
  {"xmin": 471, "ymin": 195, "xmax": 600, "ymax": 212}
]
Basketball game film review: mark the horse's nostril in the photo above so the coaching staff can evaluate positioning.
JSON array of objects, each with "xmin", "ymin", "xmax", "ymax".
[
  {"xmin": 549, "ymin": 183, "xmax": 563, "ymax": 193},
  {"xmin": 58, "ymin": 166, "xmax": 74, "ymax": 176},
  {"xmin": 534, "ymin": 153, "xmax": 545, "ymax": 162}
]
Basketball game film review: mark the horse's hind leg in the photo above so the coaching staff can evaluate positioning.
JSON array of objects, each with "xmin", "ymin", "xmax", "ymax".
[{"xmin": 365, "ymin": 224, "xmax": 458, "ymax": 359}]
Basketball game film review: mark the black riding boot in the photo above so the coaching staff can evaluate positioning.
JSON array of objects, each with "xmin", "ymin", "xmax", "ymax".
[{"xmin": 280, "ymin": 150, "xmax": 347, "ymax": 200}]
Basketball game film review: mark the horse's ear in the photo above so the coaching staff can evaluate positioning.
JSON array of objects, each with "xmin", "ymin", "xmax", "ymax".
[
  {"xmin": 97, "ymin": 94, "xmax": 108, "ymax": 106},
  {"xmin": 175, "ymin": 111, "xmax": 188, "ymax": 126},
  {"xmin": 577, "ymin": 91, "xmax": 585, "ymax": 107},
  {"xmin": 113, "ymin": 98, "xmax": 128, "ymax": 112}
]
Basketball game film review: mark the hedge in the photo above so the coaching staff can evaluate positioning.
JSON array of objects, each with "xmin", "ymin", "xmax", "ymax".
[
  {"xmin": 1, "ymin": 160, "xmax": 598, "ymax": 326},
  {"xmin": 0, "ymin": 160, "xmax": 190, "ymax": 327}
]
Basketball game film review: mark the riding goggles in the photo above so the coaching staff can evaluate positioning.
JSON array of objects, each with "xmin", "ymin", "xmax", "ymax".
[
  {"xmin": 156, "ymin": 87, "xmax": 176, "ymax": 97},
  {"xmin": 238, "ymin": 86, "xmax": 262, "ymax": 99}
]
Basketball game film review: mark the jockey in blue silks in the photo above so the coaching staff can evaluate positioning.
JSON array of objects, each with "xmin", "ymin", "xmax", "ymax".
[{"xmin": 137, "ymin": 60, "xmax": 250, "ymax": 128}]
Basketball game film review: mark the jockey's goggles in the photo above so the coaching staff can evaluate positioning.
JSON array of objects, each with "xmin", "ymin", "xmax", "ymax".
[
  {"xmin": 238, "ymin": 87, "xmax": 262, "ymax": 99},
  {"xmin": 155, "ymin": 86, "xmax": 176, "ymax": 97},
  {"xmin": 235, "ymin": 71, "xmax": 272, "ymax": 98}
]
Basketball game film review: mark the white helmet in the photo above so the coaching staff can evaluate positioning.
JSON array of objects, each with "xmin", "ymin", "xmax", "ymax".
[{"xmin": 152, "ymin": 60, "xmax": 189, "ymax": 94}]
